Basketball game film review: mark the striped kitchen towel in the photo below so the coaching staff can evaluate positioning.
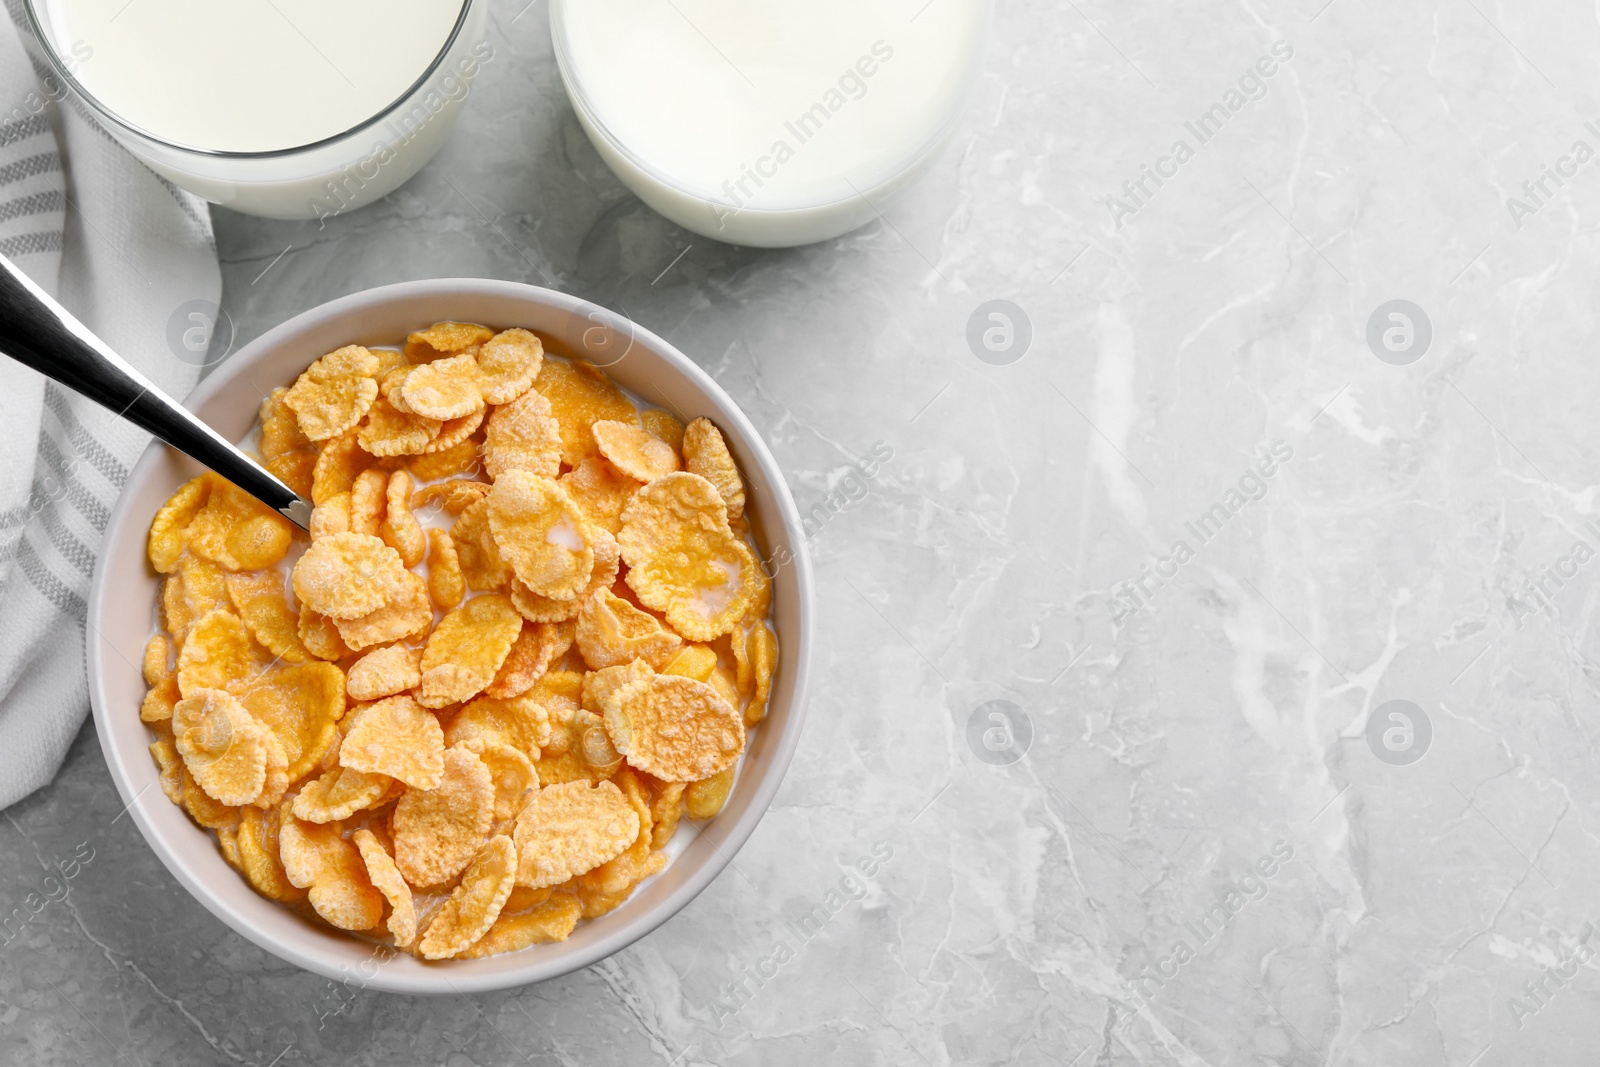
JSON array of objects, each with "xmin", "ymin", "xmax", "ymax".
[{"xmin": 0, "ymin": 5, "xmax": 220, "ymax": 808}]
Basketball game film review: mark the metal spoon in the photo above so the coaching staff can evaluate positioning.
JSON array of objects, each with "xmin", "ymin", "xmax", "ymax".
[{"xmin": 0, "ymin": 253, "xmax": 311, "ymax": 531}]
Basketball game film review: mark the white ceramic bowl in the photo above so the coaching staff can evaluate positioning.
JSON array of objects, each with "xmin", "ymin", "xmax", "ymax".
[{"xmin": 87, "ymin": 279, "xmax": 812, "ymax": 993}]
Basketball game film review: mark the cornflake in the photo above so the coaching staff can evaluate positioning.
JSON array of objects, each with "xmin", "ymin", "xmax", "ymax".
[
  {"xmin": 682, "ymin": 417, "xmax": 745, "ymax": 522},
  {"xmin": 283, "ymin": 345, "xmax": 380, "ymax": 441},
  {"xmin": 600, "ymin": 673, "xmax": 744, "ymax": 782},
  {"xmin": 279, "ymin": 809, "xmax": 385, "ymax": 930},
  {"xmin": 487, "ymin": 472, "xmax": 593, "ymax": 600},
  {"xmin": 394, "ymin": 745, "xmax": 494, "ymax": 887},
  {"xmin": 417, "ymin": 594, "xmax": 523, "ymax": 708},
  {"xmin": 513, "ymin": 779, "xmax": 638, "ymax": 889},
  {"xmin": 483, "ymin": 389, "xmax": 561, "ymax": 480},
  {"xmin": 419, "ymin": 834, "xmax": 518, "ymax": 959},
  {"xmin": 353, "ymin": 829, "xmax": 417, "ymax": 947},
  {"xmin": 339, "ymin": 695, "xmax": 445, "ymax": 789},
  {"xmin": 618, "ymin": 472, "xmax": 758, "ymax": 640},
  {"xmin": 592, "ymin": 419, "xmax": 679, "ymax": 482},
  {"xmin": 172, "ymin": 688, "xmax": 285, "ymax": 807}
]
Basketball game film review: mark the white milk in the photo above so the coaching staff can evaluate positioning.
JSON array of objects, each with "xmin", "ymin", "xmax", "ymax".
[
  {"xmin": 551, "ymin": 0, "xmax": 987, "ymax": 247},
  {"xmin": 33, "ymin": 0, "xmax": 483, "ymax": 218}
]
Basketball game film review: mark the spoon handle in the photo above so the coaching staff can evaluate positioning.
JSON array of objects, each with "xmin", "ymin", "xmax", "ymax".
[{"xmin": 0, "ymin": 254, "xmax": 311, "ymax": 531}]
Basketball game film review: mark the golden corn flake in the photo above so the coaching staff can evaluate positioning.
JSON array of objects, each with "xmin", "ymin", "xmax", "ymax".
[
  {"xmin": 162, "ymin": 555, "xmax": 231, "ymax": 649},
  {"xmin": 483, "ymin": 389, "xmax": 561, "ymax": 480},
  {"xmin": 443, "ymin": 692, "xmax": 550, "ymax": 757},
  {"xmin": 400, "ymin": 352, "xmax": 483, "ymax": 420},
  {"xmin": 311, "ymin": 432, "xmax": 370, "ymax": 504},
  {"xmin": 529, "ymin": 672, "xmax": 583, "ymax": 759},
  {"xmin": 332, "ymin": 570, "xmax": 432, "ymax": 650},
  {"xmin": 358, "ymin": 395, "xmax": 442, "ymax": 457},
  {"xmin": 283, "ymin": 345, "xmax": 380, "ymax": 441},
  {"xmin": 661, "ymin": 644, "xmax": 718, "ymax": 684},
  {"xmin": 353, "ymin": 829, "xmax": 417, "ymax": 947},
  {"xmin": 180, "ymin": 763, "xmax": 241, "ymax": 830},
  {"xmin": 259, "ymin": 387, "xmax": 312, "ymax": 461},
  {"xmin": 639, "ymin": 409, "xmax": 686, "ymax": 455},
  {"xmin": 148, "ymin": 475, "xmax": 211, "ymax": 574},
  {"xmin": 592, "ymin": 420, "xmax": 680, "ymax": 482},
  {"xmin": 618, "ymin": 473, "xmax": 759, "ymax": 640},
  {"xmin": 462, "ymin": 738, "xmax": 539, "ymax": 825},
  {"xmin": 504, "ymin": 885, "xmax": 551, "ymax": 912},
  {"xmin": 682, "ymin": 417, "xmax": 745, "ymax": 523},
  {"xmin": 744, "ymin": 624, "xmax": 779, "ymax": 725},
  {"xmin": 172, "ymin": 688, "xmax": 286, "ymax": 806},
  {"xmin": 509, "ymin": 527, "xmax": 620, "ymax": 624},
  {"xmin": 426, "ymin": 528, "xmax": 465, "ymax": 611},
  {"xmin": 346, "ymin": 643, "xmax": 424, "ymax": 702},
  {"xmin": 339, "ymin": 694, "xmax": 445, "ymax": 789},
  {"xmin": 651, "ymin": 781, "xmax": 686, "ymax": 845},
  {"xmin": 419, "ymin": 834, "xmax": 517, "ymax": 959},
  {"xmin": 600, "ymin": 674, "xmax": 744, "ymax": 782},
  {"xmin": 407, "ymin": 321, "xmax": 494, "ymax": 361},
  {"xmin": 298, "ymin": 603, "xmax": 350, "ymax": 662},
  {"xmin": 309, "ymin": 490, "xmax": 351, "ymax": 541},
  {"xmin": 582, "ymin": 658, "xmax": 655, "ymax": 716},
  {"xmin": 457, "ymin": 892, "xmax": 581, "ymax": 957},
  {"xmin": 150, "ymin": 734, "xmax": 182, "ymax": 802},
  {"xmin": 413, "ymin": 478, "xmax": 491, "ymax": 515},
  {"xmin": 224, "ymin": 572, "xmax": 309, "ymax": 664},
  {"xmin": 292, "ymin": 765, "xmax": 393, "ymax": 823},
  {"xmin": 418, "ymin": 593, "xmax": 523, "ymax": 708},
  {"xmin": 279, "ymin": 811, "xmax": 384, "ymax": 931},
  {"xmin": 423, "ymin": 406, "xmax": 485, "ymax": 454},
  {"xmin": 143, "ymin": 634, "xmax": 174, "ymax": 686},
  {"xmin": 484, "ymin": 619, "xmax": 575, "ymax": 700},
  {"xmin": 575, "ymin": 590, "xmax": 683, "ymax": 671},
  {"xmin": 408, "ymin": 437, "xmax": 481, "ymax": 482},
  {"xmin": 534, "ymin": 751, "xmax": 607, "ymax": 787},
  {"xmin": 371, "ymin": 347, "xmax": 408, "ymax": 379},
  {"xmin": 266, "ymin": 448, "xmax": 316, "ymax": 501},
  {"xmin": 291, "ymin": 532, "xmax": 411, "ymax": 620},
  {"xmin": 394, "ymin": 745, "xmax": 495, "ymax": 887},
  {"xmin": 176, "ymin": 609, "xmax": 260, "ymax": 697},
  {"xmin": 476, "ymin": 328, "xmax": 544, "ymax": 405},
  {"xmin": 237, "ymin": 804, "xmax": 306, "ymax": 903},
  {"xmin": 574, "ymin": 710, "xmax": 623, "ymax": 775},
  {"xmin": 558, "ymin": 456, "xmax": 639, "ymax": 536},
  {"xmin": 142, "ymin": 677, "xmax": 180, "ymax": 724},
  {"xmin": 186, "ymin": 476, "xmax": 294, "ymax": 572},
  {"xmin": 450, "ymin": 497, "xmax": 514, "ymax": 591},
  {"xmin": 577, "ymin": 776, "xmax": 663, "ymax": 903},
  {"xmin": 348, "ymin": 468, "xmax": 387, "ymax": 536},
  {"xmin": 487, "ymin": 472, "xmax": 594, "ymax": 600},
  {"xmin": 533, "ymin": 358, "xmax": 639, "ymax": 466},
  {"xmin": 512, "ymin": 779, "xmax": 638, "ymax": 889},
  {"xmin": 706, "ymin": 664, "xmax": 742, "ymax": 712},
  {"xmin": 238, "ymin": 661, "xmax": 346, "ymax": 783},
  {"xmin": 685, "ymin": 765, "xmax": 735, "ymax": 820},
  {"xmin": 380, "ymin": 471, "xmax": 426, "ymax": 567}
]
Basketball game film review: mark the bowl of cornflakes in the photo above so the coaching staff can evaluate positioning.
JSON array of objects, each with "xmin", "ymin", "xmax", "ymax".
[{"xmin": 87, "ymin": 279, "xmax": 812, "ymax": 993}]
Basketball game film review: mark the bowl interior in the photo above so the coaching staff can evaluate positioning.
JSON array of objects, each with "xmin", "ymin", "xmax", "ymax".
[{"xmin": 89, "ymin": 279, "xmax": 811, "ymax": 994}]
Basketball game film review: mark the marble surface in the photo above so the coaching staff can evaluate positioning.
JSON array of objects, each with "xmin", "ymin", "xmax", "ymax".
[{"xmin": 10, "ymin": 0, "xmax": 1600, "ymax": 1063}]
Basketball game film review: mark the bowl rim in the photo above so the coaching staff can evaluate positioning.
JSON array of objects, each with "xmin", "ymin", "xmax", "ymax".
[{"xmin": 87, "ymin": 278, "xmax": 813, "ymax": 993}]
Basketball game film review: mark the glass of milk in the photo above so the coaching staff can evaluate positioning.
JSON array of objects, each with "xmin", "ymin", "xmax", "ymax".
[
  {"xmin": 550, "ymin": 0, "xmax": 989, "ymax": 248},
  {"xmin": 23, "ymin": 0, "xmax": 486, "ymax": 220}
]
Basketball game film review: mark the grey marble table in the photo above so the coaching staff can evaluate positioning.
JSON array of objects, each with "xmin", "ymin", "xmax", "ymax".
[{"xmin": 8, "ymin": 0, "xmax": 1600, "ymax": 1063}]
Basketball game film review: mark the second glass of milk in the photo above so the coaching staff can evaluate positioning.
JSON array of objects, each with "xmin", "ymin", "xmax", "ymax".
[
  {"xmin": 24, "ymin": 0, "xmax": 485, "ymax": 220},
  {"xmin": 551, "ymin": 0, "xmax": 990, "ymax": 248}
]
